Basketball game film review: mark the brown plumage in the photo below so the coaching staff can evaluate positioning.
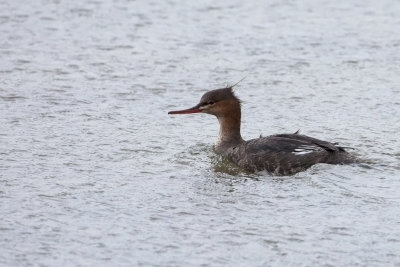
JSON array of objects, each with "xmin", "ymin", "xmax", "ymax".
[{"xmin": 168, "ymin": 86, "xmax": 357, "ymax": 175}]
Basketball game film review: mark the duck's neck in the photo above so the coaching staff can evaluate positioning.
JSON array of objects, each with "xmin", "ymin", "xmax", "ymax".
[{"xmin": 215, "ymin": 103, "xmax": 243, "ymax": 149}]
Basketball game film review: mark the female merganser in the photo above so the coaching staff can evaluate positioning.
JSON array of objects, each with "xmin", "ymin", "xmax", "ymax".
[{"xmin": 168, "ymin": 86, "xmax": 356, "ymax": 175}]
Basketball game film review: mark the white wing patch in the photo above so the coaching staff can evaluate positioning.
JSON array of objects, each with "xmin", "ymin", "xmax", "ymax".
[{"xmin": 293, "ymin": 145, "xmax": 324, "ymax": 155}]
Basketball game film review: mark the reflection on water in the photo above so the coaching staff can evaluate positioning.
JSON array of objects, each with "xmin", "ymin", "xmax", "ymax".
[
  {"xmin": 211, "ymin": 154, "xmax": 245, "ymax": 176},
  {"xmin": 1, "ymin": 0, "xmax": 400, "ymax": 266}
]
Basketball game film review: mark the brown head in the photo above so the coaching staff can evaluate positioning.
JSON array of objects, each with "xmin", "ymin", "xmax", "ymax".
[
  {"xmin": 169, "ymin": 86, "xmax": 244, "ymax": 146},
  {"xmin": 168, "ymin": 86, "xmax": 241, "ymax": 118}
]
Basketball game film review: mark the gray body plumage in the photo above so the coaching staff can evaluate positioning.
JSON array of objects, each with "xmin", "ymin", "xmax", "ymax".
[{"xmin": 216, "ymin": 133, "xmax": 356, "ymax": 175}]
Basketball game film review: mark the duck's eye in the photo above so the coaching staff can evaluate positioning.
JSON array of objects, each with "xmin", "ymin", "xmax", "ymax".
[{"xmin": 207, "ymin": 101, "xmax": 215, "ymax": 105}]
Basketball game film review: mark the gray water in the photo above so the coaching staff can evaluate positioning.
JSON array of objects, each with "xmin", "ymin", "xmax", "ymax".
[{"xmin": 1, "ymin": 0, "xmax": 400, "ymax": 266}]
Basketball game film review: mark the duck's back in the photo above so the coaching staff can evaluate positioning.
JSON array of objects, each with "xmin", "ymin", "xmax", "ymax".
[{"xmin": 222, "ymin": 133, "xmax": 356, "ymax": 175}]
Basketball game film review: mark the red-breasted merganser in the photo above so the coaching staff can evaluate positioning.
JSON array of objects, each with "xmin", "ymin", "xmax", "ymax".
[{"xmin": 168, "ymin": 86, "xmax": 356, "ymax": 175}]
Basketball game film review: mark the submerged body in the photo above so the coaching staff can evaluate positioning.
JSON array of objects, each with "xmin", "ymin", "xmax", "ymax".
[{"xmin": 169, "ymin": 86, "xmax": 356, "ymax": 175}]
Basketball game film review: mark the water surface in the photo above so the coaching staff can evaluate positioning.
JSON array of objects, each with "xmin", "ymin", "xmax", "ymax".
[{"xmin": 1, "ymin": 0, "xmax": 400, "ymax": 266}]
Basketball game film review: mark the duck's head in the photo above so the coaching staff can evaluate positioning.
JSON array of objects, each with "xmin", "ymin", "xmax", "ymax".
[{"xmin": 168, "ymin": 86, "xmax": 241, "ymax": 117}]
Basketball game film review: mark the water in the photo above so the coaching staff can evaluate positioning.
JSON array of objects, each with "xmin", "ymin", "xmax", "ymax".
[{"xmin": 1, "ymin": 0, "xmax": 400, "ymax": 266}]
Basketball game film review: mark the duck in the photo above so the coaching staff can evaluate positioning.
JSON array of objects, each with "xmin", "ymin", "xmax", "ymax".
[{"xmin": 168, "ymin": 86, "xmax": 356, "ymax": 175}]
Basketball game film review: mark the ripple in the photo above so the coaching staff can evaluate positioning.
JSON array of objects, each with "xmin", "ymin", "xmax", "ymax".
[
  {"xmin": 1, "ymin": 0, "xmax": 400, "ymax": 266},
  {"xmin": 0, "ymin": 95, "xmax": 26, "ymax": 101}
]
